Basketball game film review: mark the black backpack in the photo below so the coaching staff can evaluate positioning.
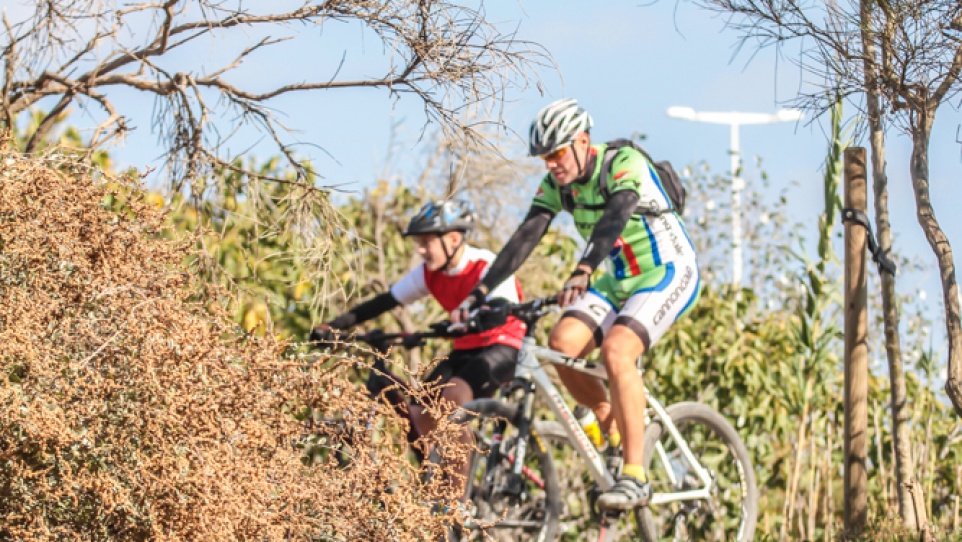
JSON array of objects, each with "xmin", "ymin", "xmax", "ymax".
[{"xmin": 599, "ymin": 138, "xmax": 686, "ymax": 216}]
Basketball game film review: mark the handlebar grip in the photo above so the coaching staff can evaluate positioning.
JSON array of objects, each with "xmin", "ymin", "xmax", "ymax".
[
  {"xmin": 532, "ymin": 296, "xmax": 560, "ymax": 308},
  {"xmin": 509, "ymin": 296, "xmax": 558, "ymax": 314},
  {"xmin": 400, "ymin": 333, "xmax": 425, "ymax": 349}
]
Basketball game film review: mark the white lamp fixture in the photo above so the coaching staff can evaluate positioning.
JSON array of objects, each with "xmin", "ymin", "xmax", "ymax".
[{"xmin": 666, "ymin": 106, "xmax": 803, "ymax": 287}]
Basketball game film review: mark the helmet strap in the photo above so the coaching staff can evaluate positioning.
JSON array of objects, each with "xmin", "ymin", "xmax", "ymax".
[
  {"xmin": 571, "ymin": 136, "xmax": 596, "ymax": 183},
  {"xmin": 439, "ymin": 232, "xmax": 464, "ymax": 271},
  {"xmin": 570, "ymin": 142, "xmax": 585, "ymax": 177},
  {"xmin": 571, "ymin": 132, "xmax": 591, "ymax": 182}
]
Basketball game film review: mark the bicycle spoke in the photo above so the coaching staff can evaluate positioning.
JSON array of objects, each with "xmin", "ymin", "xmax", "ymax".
[
  {"xmin": 459, "ymin": 408, "xmax": 560, "ymax": 542},
  {"xmin": 638, "ymin": 403, "xmax": 757, "ymax": 542}
]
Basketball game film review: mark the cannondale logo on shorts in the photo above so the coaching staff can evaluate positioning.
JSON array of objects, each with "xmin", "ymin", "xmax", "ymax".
[
  {"xmin": 588, "ymin": 303, "xmax": 608, "ymax": 319},
  {"xmin": 653, "ymin": 265, "xmax": 694, "ymax": 325}
]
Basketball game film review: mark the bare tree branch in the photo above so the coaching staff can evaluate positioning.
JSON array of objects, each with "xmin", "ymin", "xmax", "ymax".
[
  {"xmin": 25, "ymin": 91, "xmax": 72, "ymax": 152},
  {"xmin": 0, "ymin": 0, "xmax": 550, "ymax": 327},
  {"xmin": 2, "ymin": 13, "xmax": 15, "ymax": 131},
  {"xmin": 2, "ymin": 0, "xmax": 549, "ymax": 191}
]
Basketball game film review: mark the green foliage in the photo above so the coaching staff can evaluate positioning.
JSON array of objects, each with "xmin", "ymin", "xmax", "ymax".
[
  {"xmin": 162, "ymin": 156, "xmax": 347, "ymax": 341},
  {"xmin": 647, "ymin": 95, "xmax": 959, "ymax": 539},
  {"xmin": 160, "ymin": 155, "xmax": 579, "ymax": 377}
]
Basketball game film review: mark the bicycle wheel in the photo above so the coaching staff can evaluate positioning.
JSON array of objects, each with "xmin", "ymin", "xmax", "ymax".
[
  {"xmin": 637, "ymin": 402, "xmax": 758, "ymax": 542},
  {"xmin": 455, "ymin": 398, "xmax": 562, "ymax": 542}
]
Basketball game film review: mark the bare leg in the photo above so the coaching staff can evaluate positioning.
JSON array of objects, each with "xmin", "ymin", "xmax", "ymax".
[
  {"xmin": 600, "ymin": 325, "xmax": 647, "ymax": 466},
  {"xmin": 548, "ymin": 316, "xmax": 616, "ymax": 433}
]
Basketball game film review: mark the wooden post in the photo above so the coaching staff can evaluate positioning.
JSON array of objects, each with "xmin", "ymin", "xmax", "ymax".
[
  {"xmin": 954, "ymin": 493, "xmax": 959, "ymax": 531},
  {"xmin": 844, "ymin": 147, "xmax": 869, "ymax": 535}
]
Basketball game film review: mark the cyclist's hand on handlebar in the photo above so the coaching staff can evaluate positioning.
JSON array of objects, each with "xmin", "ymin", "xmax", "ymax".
[
  {"xmin": 429, "ymin": 320, "xmax": 452, "ymax": 335},
  {"xmin": 476, "ymin": 298, "xmax": 509, "ymax": 329},
  {"xmin": 451, "ymin": 286, "xmax": 487, "ymax": 324},
  {"xmin": 558, "ymin": 266, "xmax": 591, "ymax": 307},
  {"xmin": 429, "ymin": 320, "xmax": 464, "ymax": 337},
  {"xmin": 309, "ymin": 324, "xmax": 339, "ymax": 347}
]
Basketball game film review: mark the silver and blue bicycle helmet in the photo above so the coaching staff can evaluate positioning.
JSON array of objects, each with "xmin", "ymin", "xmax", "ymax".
[{"xmin": 403, "ymin": 199, "xmax": 477, "ymax": 236}]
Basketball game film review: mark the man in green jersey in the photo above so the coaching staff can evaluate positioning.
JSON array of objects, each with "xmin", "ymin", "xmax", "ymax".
[{"xmin": 452, "ymin": 98, "xmax": 701, "ymax": 510}]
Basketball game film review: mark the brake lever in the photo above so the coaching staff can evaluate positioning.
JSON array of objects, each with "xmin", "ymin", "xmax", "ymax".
[
  {"xmin": 446, "ymin": 310, "xmax": 479, "ymax": 335},
  {"xmin": 446, "ymin": 321, "xmax": 470, "ymax": 335},
  {"xmin": 430, "ymin": 320, "xmax": 453, "ymax": 335}
]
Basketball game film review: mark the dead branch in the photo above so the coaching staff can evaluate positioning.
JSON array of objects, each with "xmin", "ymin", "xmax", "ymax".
[{"xmin": 2, "ymin": 0, "xmax": 549, "ymax": 192}]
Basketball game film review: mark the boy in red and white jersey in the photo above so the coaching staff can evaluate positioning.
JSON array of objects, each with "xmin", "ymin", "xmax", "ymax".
[{"xmin": 310, "ymin": 199, "xmax": 524, "ymax": 479}]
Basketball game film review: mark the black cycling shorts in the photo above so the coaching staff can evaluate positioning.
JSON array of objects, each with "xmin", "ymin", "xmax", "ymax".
[{"xmin": 419, "ymin": 344, "xmax": 519, "ymax": 401}]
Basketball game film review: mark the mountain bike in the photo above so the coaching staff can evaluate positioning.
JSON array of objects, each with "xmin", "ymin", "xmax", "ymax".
[
  {"xmin": 450, "ymin": 298, "xmax": 758, "ymax": 541},
  {"xmin": 304, "ymin": 323, "xmax": 562, "ymax": 542}
]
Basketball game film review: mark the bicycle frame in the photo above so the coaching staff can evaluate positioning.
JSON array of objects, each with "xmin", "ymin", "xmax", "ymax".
[{"xmin": 515, "ymin": 336, "xmax": 716, "ymax": 508}]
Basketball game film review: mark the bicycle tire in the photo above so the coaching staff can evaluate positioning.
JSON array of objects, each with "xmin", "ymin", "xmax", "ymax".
[
  {"xmin": 636, "ymin": 402, "xmax": 758, "ymax": 542},
  {"xmin": 453, "ymin": 398, "xmax": 562, "ymax": 542}
]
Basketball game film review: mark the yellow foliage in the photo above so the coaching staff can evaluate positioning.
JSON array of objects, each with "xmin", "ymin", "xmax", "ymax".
[
  {"xmin": 145, "ymin": 192, "xmax": 165, "ymax": 209},
  {"xmin": 293, "ymin": 280, "xmax": 312, "ymax": 300},
  {"xmin": 242, "ymin": 302, "xmax": 270, "ymax": 335}
]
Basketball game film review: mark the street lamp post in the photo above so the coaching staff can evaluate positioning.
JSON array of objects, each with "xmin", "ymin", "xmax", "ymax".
[{"xmin": 666, "ymin": 106, "xmax": 803, "ymax": 288}]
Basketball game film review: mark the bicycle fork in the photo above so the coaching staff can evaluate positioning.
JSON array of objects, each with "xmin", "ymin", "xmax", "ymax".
[
  {"xmin": 645, "ymin": 395, "xmax": 714, "ymax": 506},
  {"xmin": 488, "ymin": 379, "xmax": 539, "ymax": 499}
]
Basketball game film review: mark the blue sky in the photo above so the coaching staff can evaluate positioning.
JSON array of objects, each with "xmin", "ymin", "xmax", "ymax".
[{"xmin": 10, "ymin": 1, "xmax": 959, "ymax": 360}]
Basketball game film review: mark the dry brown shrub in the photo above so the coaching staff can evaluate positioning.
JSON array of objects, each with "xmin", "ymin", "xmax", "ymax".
[{"xmin": 0, "ymin": 144, "xmax": 469, "ymax": 541}]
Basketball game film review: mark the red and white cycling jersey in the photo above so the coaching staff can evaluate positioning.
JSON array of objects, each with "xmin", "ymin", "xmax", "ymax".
[{"xmin": 391, "ymin": 245, "xmax": 525, "ymax": 350}]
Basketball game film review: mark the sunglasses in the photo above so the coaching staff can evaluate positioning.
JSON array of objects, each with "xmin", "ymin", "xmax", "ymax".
[{"xmin": 539, "ymin": 145, "xmax": 570, "ymax": 163}]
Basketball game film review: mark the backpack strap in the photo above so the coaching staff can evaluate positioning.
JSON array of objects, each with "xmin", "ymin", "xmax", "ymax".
[{"xmin": 600, "ymin": 140, "xmax": 673, "ymax": 217}]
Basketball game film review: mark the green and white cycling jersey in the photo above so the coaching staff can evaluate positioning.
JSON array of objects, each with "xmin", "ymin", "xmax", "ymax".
[{"xmin": 532, "ymin": 143, "xmax": 697, "ymax": 280}]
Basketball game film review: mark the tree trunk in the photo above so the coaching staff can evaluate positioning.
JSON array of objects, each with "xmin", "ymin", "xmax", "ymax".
[
  {"xmin": 843, "ymin": 148, "xmax": 869, "ymax": 536},
  {"xmin": 869, "ymin": 118, "xmax": 917, "ymax": 528},
  {"xmin": 908, "ymin": 125, "xmax": 962, "ymax": 417},
  {"xmin": 859, "ymin": 0, "xmax": 917, "ymax": 526},
  {"xmin": 869, "ymin": 117, "xmax": 918, "ymax": 526}
]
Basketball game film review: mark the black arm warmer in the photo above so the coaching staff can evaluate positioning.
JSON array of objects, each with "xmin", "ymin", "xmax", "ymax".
[
  {"xmin": 480, "ymin": 206, "xmax": 554, "ymax": 292},
  {"xmin": 328, "ymin": 291, "xmax": 400, "ymax": 329},
  {"xmin": 578, "ymin": 190, "xmax": 641, "ymax": 271}
]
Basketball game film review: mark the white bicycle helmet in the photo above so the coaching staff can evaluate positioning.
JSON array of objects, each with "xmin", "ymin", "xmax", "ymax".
[{"xmin": 529, "ymin": 98, "xmax": 594, "ymax": 157}]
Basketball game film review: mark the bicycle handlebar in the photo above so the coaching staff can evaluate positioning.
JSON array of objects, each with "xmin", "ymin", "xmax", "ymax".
[
  {"xmin": 444, "ymin": 296, "xmax": 560, "ymax": 335},
  {"xmin": 318, "ymin": 320, "xmax": 466, "ymax": 354},
  {"xmin": 505, "ymin": 296, "xmax": 560, "ymax": 321},
  {"xmin": 355, "ymin": 329, "xmax": 443, "ymax": 350},
  {"xmin": 313, "ymin": 297, "xmax": 561, "ymax": 352}
]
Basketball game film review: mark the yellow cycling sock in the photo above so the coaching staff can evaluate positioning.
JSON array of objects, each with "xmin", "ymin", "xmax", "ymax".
[
  {"xmin": 622, "ymin": 463, "xmax": 648, "ymax": 483},
  {"xmin": 608, "ymin": 432, "xmax": 622, "ymax": 448}
]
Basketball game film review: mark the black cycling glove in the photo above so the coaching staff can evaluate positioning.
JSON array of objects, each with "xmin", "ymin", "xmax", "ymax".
[
  {"xmin": 453, "ymin": 286, "xmax": 488, "ymax": 323},
  {"xmin": 309, "ymin": 324, "xmax": 338, "ymax": 346}
]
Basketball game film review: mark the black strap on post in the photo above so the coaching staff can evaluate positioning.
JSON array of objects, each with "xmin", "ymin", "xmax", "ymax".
[{"xmin": 841, "ymin": 208, "xmax": 897, "ymax": 276}]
